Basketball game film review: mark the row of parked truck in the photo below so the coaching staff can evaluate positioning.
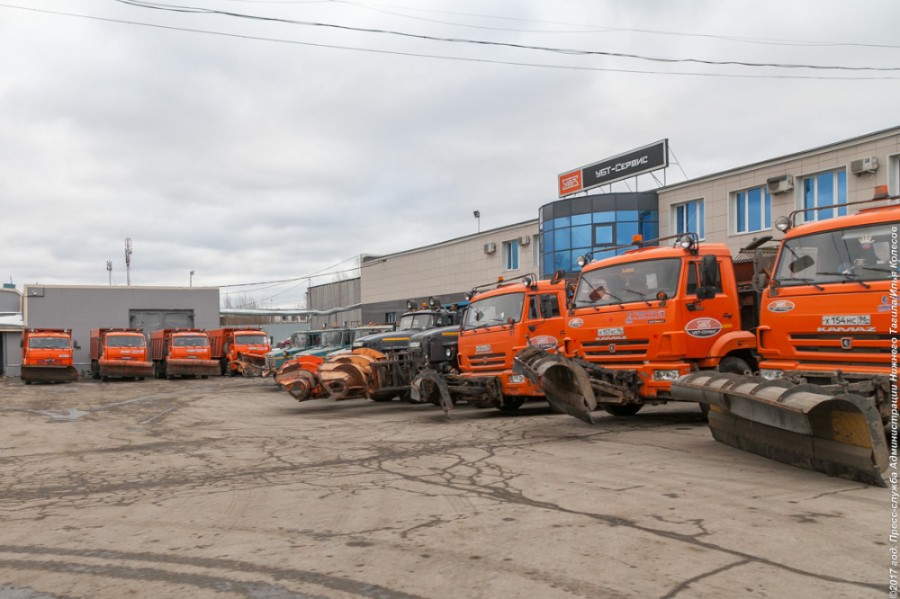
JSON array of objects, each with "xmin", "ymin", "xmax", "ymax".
[
  {"xmin": 19, "ymin": 327, "xmax": 273, "ymax": 384},
  {"xmin": 270, "ymin": 188, "xmax": 897, "ymax": 488}
]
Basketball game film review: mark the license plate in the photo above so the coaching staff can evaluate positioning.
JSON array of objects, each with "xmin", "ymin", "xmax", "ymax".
[{"xmin": 822, "ymin": 315, "xmax": 870, "ymax": 326}]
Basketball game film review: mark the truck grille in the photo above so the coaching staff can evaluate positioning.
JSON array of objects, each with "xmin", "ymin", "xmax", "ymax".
[
  {"xmin": 789, "ymin": 333, "xmax": 891, "ymax": 362},
  {"xmin": 463, "ymin": 352, "xmax": 507, "ymax": 372},
  {"xmin": 580, "ymin": 339, "xmax": 649, "ymax": 359}
]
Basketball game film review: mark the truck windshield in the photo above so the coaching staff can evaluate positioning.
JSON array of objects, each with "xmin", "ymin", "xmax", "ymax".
[
  {"xmin": 322, "ymin": 330, "xmax": 344, "ymax": 346},
  {"xmin": 463, "ymin": 293, "xmax": 524, "ymax": 330},
  {"xmin": 774, "ymin": 221, "xmax": 897, "ymax": 287},
  {"xmin": 236, "ymin": 334, "xmax": 268, "ymax": 346},
  {"xmin": 575, "ymin": 258, "xmax": 681, "ymax": 308},
  {"xmin": 398, "ymin": 313, "xmax": 436, "ymax": 330},
  {"xmin": 173, "ymin": 336, "xmax": 209, "ymax": 347},
  {"xmin": 28, "ymin": 337, "xmax": 70, "ymax": 349},
  {"xmin": 107, "ymin": 335, "xmax": 146, "ymax": 348}
]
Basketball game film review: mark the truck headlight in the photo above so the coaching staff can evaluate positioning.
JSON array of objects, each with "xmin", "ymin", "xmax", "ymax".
[
  {"xmin": 445, "ymin": 347, "xmax": 455, "ymax": 358},
  {"xmin": 509, "ymin": 374, "xmax": 525, "ymax": 384},
  {"xmin": 760, "ymin": 369, "xmax": 784, "ymax": 380},
  {"xmin": 652, "ymin": 370, "xmax": 680, "ymax": 381},
  {"xmin": 409, "ymin": 341, "xmax": 421, "ymax": 349}
]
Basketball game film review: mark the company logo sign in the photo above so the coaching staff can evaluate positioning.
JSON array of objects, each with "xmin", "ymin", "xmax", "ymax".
[
  {"xmin": 568, "ymin": 318, "xmax": 584, "ymax": 328},
  {"xmin": 529, "ymin": 335, "xmax": 558, "ymax": 350},
  {"xmin": 767, "ymin": 300, "xmax": 795, "ymax": 313},
  {"xmin": 558, "ymin": 139, "xmax": 668, "ymax": 197},
  {"xmin": 685, "ymin": 317, "xmax": 723, "ymax": 338}
]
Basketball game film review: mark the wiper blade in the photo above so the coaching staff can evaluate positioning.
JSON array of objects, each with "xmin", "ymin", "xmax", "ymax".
[
  {"xmin": 776, "ymin": 276, "xmax": 825, "ymax": 291},
  {"xmin": 623, "ymin": 288, "xmax": 652, "ymax": 306},
  {"xmin": 816, "ymin": 272, "xmax": 871, "ymax": 288}
]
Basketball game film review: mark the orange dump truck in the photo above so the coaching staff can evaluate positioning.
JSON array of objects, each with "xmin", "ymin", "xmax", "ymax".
[
  {"xmin": 89, "ymin": 328, "xmax": 153, "ymax": 381},
  {"xmin": 149, "ymin": 328, "xmax": 218, "ymax": 379},
  {"xmin": 20, "ymin": 328, "xmax": 79, "ymax": 384},
  {"xmin": 208, "ymin": 327, "xmax": 271, "ymax": 376}
]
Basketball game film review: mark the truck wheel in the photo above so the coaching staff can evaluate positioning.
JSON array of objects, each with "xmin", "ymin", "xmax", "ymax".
[
  {"xmin": 499, "ymin": 397, "xmax": 525, "ymax": 412},
  {"xmin": 717, "ymin": 356, "xmax": 751, "ymax": 375},
  {"xmin": 91, "ymin": 361, "xmax": 100, "ymax": 380},
  {"xmin": 370, "ymin": 391, "xmax": 395, "ymax": 402},
  {"xmin": 603, "ymin": 403, "xmax": 643, "ymax": 417}
]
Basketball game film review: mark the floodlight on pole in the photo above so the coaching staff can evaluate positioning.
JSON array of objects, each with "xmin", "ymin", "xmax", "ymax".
[
  {"xmin": 473, "ymin": 210, "xmax": 481, "ymax": 232},
  {"xmin": 190, "ymin": 270, "xmax": 195, "ymax": 287}
]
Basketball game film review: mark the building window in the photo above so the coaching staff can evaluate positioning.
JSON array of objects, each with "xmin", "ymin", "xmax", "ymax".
[
  {"xmin": 801, "ymin": 169, "xmax": 847, "ymax": 222},
  {"xmin": 672, "ymin": 199, "xmax": 705, "ymax": 239},
  {"xmin": 733, "ymin": 186, "xmax": 771, "ymax": 234},
  {"xmin": 385, "ymin": 312, "xmax": 396, "ymax": 324},
  {"xmin": 532, "ymin": 235, "xmax": 540, "ymax": 269},
  {"xmin": 502, "ymin": 239, "xmax": 519, "ymax": 271}
]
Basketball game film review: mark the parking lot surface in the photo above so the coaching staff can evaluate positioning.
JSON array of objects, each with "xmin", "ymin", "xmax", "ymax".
[{"xmin": 0, "ymin": 376, "xmax": 887, "ymax": 598}]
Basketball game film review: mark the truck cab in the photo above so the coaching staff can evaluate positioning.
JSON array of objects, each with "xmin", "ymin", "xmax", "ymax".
[
  {"xmin": 90, "ymin": 328, "xmax": 153, "ymax": 380},
  {"xmin": 150, "ymin": 328, "xmax": 219, "ymax": 379},
  {"xmin": 209, "ymin": 328, "xmax": 271, "ymax": 376},
  {"xmin": 757, "ymin": 197, "xmax": 898, "ymax": 420},
  {"xmin": 518, "ymin": 233, "xmax": 773, "ymax": 417},
  {"xmin": 21, "ymin": 328, "xmax": 79, "ymax": 384},
  {"xmin": 264, "ymin": 330, "xmax": 323, "ymax": 375}
]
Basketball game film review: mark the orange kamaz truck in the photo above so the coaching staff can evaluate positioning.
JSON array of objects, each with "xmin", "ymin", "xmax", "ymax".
[
  {"xmin": 149, "ymin": 328, "xmax": 218, "ymax": 379},
  {"xmin": 90, "ymin": 328, "xmax": 153, "ymax": 381},
  {"xmin": 413, "ymin": 273, "xmax": 591, "ymax": 417},
  {"xmin": 20, "ymin": 328, "xmax": 79, "ymax": 384},
  {"xmin": 517, "ymin": 234, "xmax": 776, "ymax": 422},
  {"xmin": 208, "ymin": 327, "xmax": 271, "ymax": 376},
  {"xmin": 672, "ymin": 190, "xmax": 898, "ymax": 486}
]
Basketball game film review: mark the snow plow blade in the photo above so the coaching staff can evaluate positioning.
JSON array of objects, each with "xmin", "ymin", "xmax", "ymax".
[
  {"xmin": 276, "ymin": 356, "xmax": 325, "ymax": 401},
  {"xmin": 318, "ymin": 349, "xmax": 385, "ymax": 401},
  {"xmin": 513, "ymin": 347, "xmax": 596, "ymax": 424},
  {"xmin": 21, "ymin": 365, "xmax": 79, "ymax": 384},
  {"xmin": 670, "ymin": 372, "xmax": 889, "ymax": 487},
  {"xmin": 98, "ymin": 359, "xmax": 154, "ymax": 379}
]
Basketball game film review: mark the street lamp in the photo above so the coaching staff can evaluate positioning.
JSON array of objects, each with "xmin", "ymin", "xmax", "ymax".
[
  {"xmin": 473, "ymin": 210, "xmax": 481, "ymax": 232},
  {"xmin": 190, "ymin": 270, "xmax": 195, "ymax": 287}
]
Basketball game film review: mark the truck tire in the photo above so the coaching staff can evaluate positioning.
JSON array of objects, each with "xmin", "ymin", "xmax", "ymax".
[
  {"xmin": 717, "ymin": 356, "xmax": 751, "ymax": 375},
  {"xmin": 370, "ymin": 391, "xmax": 395, "ymax": 402},
  {"xmin": 499, "ymin": 397, "xmax": 526, "ymax": 412},
  {"xmin": 602, "ymin": 403, "xmax": 643, "ymax": 417}
]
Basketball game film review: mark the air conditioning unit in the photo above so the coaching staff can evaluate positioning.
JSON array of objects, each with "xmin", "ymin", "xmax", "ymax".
[
  {"xmin": 850, "ymin": 156, "xmax": 879, "ymax": 175},
  {"xmin": 766, "ymin": 174, "xmax": 794, "ymax": 195},
  {"xmin": 520, "ymin": 236, "xmax": 531, "ymax": 246},
  {"xmin": 484, "ymin": 242, "xmax": 496, "ymax": 254}
]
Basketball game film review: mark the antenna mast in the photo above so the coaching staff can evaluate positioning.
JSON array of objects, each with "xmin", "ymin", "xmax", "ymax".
[
  {"xmin": 125, "ymin": 238, "xmax": 133, "ymax": 286},
  {"xmin": 106, "ymin": 260, "xmax": 112, "ymax": 285}
]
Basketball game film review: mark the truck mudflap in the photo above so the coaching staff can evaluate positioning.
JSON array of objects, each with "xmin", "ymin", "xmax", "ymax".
[
  {"xmin": 513, "ymin": 347, "xmax": 596, "ymax": 424},
  {"xmin": 670, "ymin": 372, "xmax": 889, "ymax": 487},
  {"xmin": 165, "ymin": 358, "xmax": 219, "ymax": 378},
  {"xmin": 99, "ymin": 359, "xmax": 154, "ymax": 379},
  {"xmin": 21, "ymin": 365, "xmax": 79, "ymax": 384}
]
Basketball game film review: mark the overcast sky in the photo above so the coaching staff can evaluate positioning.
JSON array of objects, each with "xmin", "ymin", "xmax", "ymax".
[{"xmin": 1, "ymin": 0, "xmax": 898, "ymax": 307}]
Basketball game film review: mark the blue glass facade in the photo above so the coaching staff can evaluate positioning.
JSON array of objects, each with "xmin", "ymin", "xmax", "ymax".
[{"xmin": 538, "ymin": 192, "xmax": 659, "ymax": 277}]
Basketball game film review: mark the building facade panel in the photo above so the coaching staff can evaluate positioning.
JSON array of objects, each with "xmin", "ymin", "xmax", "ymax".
[{"xmin": 659, "ymin": 128, "xmax": 900, "ymax": 254}]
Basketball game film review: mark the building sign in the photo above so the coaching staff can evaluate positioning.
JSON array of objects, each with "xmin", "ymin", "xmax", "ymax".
[{"xmin": 558, "ymin": 139, "xmax": 668, "ymax": 197}]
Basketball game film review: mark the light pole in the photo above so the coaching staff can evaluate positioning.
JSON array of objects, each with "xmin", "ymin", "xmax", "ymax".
[
  {"xmin": 473, "ymin": 210, "xmax": 481, "ymax": 232},
  {"xmin": 190, "ymin": 270, "xmax": 195, "ymax": 287}
]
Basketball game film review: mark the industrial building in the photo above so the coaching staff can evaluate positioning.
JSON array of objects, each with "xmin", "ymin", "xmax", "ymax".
[
  {"xmin": 4, "ymin": 126, "xmax": 898, "ymax": 377},
  {"xmin": 351, "ymin": 126, "xmax": 900, "ymax": 321}
]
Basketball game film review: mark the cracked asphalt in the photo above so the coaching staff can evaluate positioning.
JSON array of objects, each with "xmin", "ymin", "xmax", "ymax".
[{"xmin": 0, "ymin": 376, "xmax": 887, "ymax": 598}]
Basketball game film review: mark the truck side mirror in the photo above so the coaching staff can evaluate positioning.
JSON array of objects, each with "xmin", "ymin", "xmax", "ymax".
[
  {"xmin": 74, "ymin": 341, "xmax": 81, "ymax": 350},
  {"xmin": 752, "ymin": 272, "xmax": 769, "ymax": 291},
  {"xmin": 697, "ymin": 255, "xmax": 719, "ymax": 300}
]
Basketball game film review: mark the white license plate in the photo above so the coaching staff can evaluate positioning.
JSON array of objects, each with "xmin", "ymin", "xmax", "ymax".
[{"xmin": 822, "ymin": 315, "xmax": 870, "ymax": 326}]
